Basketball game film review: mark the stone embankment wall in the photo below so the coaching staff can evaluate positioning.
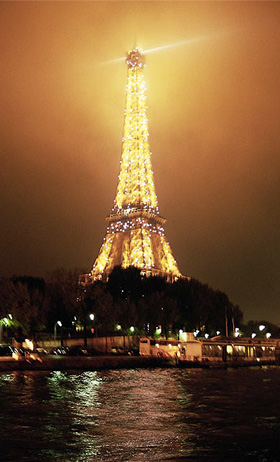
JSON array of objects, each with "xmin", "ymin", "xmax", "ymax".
[
  {"xmin": 0, "ymin": 355, "xmax": 175, "ymax": 372},
  {"xmin": 37, "ymin": 335, "xmax": 139, "ymax": 353}
]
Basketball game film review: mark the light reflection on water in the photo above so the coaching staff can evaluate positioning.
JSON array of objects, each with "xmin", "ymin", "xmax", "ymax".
[{"xmin": 0, "ymin": 367, "xmax": 279, "ymax": 461}]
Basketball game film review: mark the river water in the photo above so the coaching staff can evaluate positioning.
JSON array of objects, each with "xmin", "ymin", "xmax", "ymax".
[{"xmin": 0, "ymin": 366, "xmax": 279, "ymax": 461}]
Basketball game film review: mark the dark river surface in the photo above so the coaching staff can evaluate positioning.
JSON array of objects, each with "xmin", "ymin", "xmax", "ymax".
[{"xmin": 0, "ymin": 366, "xmax": 279, "ymax": 462}]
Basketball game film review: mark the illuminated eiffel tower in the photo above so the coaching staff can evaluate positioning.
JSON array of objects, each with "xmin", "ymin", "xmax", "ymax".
[{"xmin": 84, "ymin": 48, "xmax": 183, "ymax": 283}]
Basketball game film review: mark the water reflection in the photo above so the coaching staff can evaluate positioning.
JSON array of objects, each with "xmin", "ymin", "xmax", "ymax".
[
  {"xmin": 0, "ymin": 367, "xmax": 279, "ymax": 461},
  {"xmin": 85, "ymin": 369, "xmax": 189, "ymax": 461}
]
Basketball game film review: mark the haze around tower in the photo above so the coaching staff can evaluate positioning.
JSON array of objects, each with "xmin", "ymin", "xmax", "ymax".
[
  {"xmin": 87, "ymin": 47, "xmax": 182, "ymax": 283},
  {"xmin": 1, "ymin": 2, "xmax": 280, "ymax": 324}
]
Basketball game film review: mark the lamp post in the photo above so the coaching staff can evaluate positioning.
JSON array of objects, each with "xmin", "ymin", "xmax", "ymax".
[
  {"xmin": 54, "ymin": 321, "xmax": 62, "ymax": 345},
  {"xmin": 225, "ymin": 307, "xmax": 229, "ymax": 337},
  {"xmin": 89, "ymin": 313, "xmax": 95, "ymax": 340},
  {"xmin": 82, "ymin": 312, "xmax": 95, "ymax": 349},
  {"xmin": 77, "ymin": 288, "xmax": 89, "ymax": 349},
  {"xmin": 231, "ymin": 314, "xmax": 235, "ymax": 337},
  {"xmin": 83, "ymin": 309, "xmax": 87, "ymax": 349},
  {"xmin": 0, "ymin": 321, "xmax": 3, "ymax": 344},
  {"xmin": 0, "ymin": 315, "xmax": 13, "ymax": 343}
]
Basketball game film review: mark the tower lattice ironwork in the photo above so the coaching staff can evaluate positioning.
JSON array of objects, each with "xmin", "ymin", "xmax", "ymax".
[{"xmin": 84, "ymin": 48, "xmax": 183, "ymax": 283}]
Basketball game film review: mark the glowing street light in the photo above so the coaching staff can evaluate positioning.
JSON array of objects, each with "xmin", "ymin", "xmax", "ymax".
[
  {"xmin": 259, "ymin": 325, "xmax": 265, "ymax": 332},
  {"xmin": 234, "ymin": 327, "xmax": 241, "ymax": 338},
  {"xmin": 155, "ymin": 326, "xmax": 162, "ymax": 336},
  {"xmin": 0, "ymin": 319, "xmax": 5, "ymax": 343},
  {"xmin": 0, "ymin": 314, "xmax": 14, "ymax": 343},
  {"xmin": 252, "ymin": 333, "xmax": 257, "ymax": 338},
  {"xmin": 89, "ymin": 313, "xmax": 94, "ymax": 321},
  {"xmin": 54, "ymin": 321, "xmax": 62, "ymax": 343}
]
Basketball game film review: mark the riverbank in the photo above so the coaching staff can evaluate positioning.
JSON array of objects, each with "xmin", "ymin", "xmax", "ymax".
[
  {"xmin": 0, "ymin": 354, "xmax": 177, "ymax": 371},
  {"xmin": 0, "ymin": 355, "xmax": 278, "ymax": 372}
]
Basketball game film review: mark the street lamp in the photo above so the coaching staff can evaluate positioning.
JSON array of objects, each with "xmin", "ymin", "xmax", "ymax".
[
  {"xmin": 0, "ymin": 315, "xmax": 13, "ymax": 343},
  {"xmin": 89, "ymin": 313, "xmax": 95, "ymax": 336},
  {"xmin": 54, "ymin": 321, "xmax": 62, "ymax": 343},
  {"xmin": 0, "ymin": 320, "xmax": 4, "ymax": 343},
  {"xmin": 234, "ymin": 327, "xmax": 241, "ymax": 337},
  {"xmin": 259, "ymin": 325, "xmax": 265, "ymax": 332},
  {"xmin": 155, "ymin": 326, "xmax": 161, "ymax": 337}
]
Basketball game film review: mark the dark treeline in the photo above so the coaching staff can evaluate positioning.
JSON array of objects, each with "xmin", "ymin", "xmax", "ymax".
[{"xmin": 0, "ymin": 266, "xmax": 278, "ymax": 341}]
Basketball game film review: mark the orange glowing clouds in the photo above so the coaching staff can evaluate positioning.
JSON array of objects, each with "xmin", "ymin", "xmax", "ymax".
[{"xmin": 1, "ymin": 1, "xmax": 280, "ymax": 323}]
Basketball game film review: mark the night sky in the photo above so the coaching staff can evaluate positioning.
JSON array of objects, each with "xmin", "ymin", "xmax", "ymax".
[{"xmin": 1, "ymin": 2, "xmax": 279, "ymax": 324}]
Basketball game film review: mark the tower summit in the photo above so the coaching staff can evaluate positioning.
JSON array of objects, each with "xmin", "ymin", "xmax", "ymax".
[{"xmin": 84, "ymin": 48, "xmax": 183, "ymax": 282}]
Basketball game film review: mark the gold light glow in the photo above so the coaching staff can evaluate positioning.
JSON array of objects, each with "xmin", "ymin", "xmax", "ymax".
[{"xmin": 89, "ymin": 48, "xmax": 183, "ymax": 282}]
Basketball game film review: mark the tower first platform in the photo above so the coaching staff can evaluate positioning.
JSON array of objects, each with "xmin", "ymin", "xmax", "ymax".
[{"xmin": 83, "ymin": 48, "xmax": 183, "ymax": 283}]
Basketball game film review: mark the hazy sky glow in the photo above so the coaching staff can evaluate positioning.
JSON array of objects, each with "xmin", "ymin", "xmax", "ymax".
[{"xmin": 1, "ymin": 2, "xmax": 280, "ymax": 324}]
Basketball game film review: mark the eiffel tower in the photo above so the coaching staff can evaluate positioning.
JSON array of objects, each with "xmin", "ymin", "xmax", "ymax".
[{"xmin": 83, "ymin": 48, "xmax": 184, "ymax": 283}]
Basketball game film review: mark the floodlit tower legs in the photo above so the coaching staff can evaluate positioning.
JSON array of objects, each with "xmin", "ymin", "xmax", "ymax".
[{"xmin": 83, "ymin": 48, "xmax": 184, "ymax": 283}]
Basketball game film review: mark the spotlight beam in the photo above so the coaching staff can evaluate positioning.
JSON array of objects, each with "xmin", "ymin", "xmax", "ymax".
[
  {"xmin": 144, "ymin": 36, "xmax": 208, "ymax": 55},
  {"xmin": 98, "ymin": 56, "xmax": 125, "ymax": 66},
  {"xmin": 98, "ymin": 34, "xmax": 214, "ymax": 66}
]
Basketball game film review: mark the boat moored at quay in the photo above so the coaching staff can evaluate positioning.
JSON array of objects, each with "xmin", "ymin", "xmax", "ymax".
[{"xmin": 139, "ymin": 335, "xmax": 280, "ymax": 367}]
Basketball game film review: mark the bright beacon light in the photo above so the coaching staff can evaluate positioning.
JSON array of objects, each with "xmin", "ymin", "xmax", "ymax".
[{"xmin": 144, "ymin": 36, "xmax": 208, "ymax": 55}]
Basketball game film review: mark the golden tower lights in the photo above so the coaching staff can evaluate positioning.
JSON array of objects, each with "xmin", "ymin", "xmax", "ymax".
[{"xmin": 86, "ymin": 48, "xmax": 183, "ymax": 283}]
